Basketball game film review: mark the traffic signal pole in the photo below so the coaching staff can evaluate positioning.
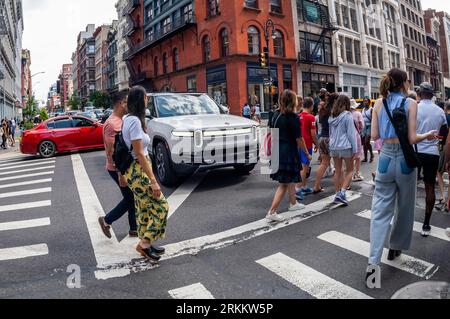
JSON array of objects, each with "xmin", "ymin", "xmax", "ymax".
[{"xmin": 264, "ymin": 19, "xmax": 275, "ymax": 112}]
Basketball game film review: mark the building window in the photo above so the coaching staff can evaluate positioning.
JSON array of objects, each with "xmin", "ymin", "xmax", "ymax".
[
  {"xmin": 208, "ymin": 0, "xmax": 220, "ymax": 18},
  {"xmin": 273, "ymin": 30, "xmax": 284, "ymax": 57},
  {"xmin": 350, "ymin": 8, "xmax": 358, "ymax": 32},
  {"xmin": 345, "ymin": 38, "xmax": 353, "ymax": 64},
  {"xmin": 203, "ymin": 36, "xmax": 211, "ymax": 62},
  {"xmin": 269, "ymin": 0, "xmax": 282, "ymax": 14},
  {"xmin": 354, "ymin": 40, "xmax": 361, "ymax": 65},
  {"xmin": 220, "ymin": 28, "xmax": 229, "ymax": 57},
  {"xmin": 173, "ymin": 48, "xmax": 179, "ymax": 71},
  {"xmin": 163, "ymin": 53, "xmax": 168, "ymax": 74},
  {"xmin": 187, "ymin": 75, "xmax": 197, "ymax": 92},
  {"xmin": 247, "ymin": 26, "xmax": 260, "ymax": 55},
  {"xmin": 154, "ymin": 57, "xmax": 159, "ymax": 77},
  {"xmin": 245, "ymin": 0, "xmax": 258, "ymax": 9},
  {"xmin": 299, "ymin": 32, "xmax": 332, "ymax": 65}
]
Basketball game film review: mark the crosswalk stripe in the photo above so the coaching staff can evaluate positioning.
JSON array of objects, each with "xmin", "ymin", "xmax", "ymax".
[
  {"xmin": 0, "ymin": 171, "xmax": 54, "ymax": 182},
  {"xmin": 0, "ymin": 165, "xmax": 55, "ymax": 176},
  {"xmin": 168, "ymin": 283, "xmax": 215, "ymax": 299},
  {"xmin": 0, "ymin": 244, "xmax": 49, "ymax": 261},
  {"xmin": 0, "ymin": 200, "xmax": 52, "ymax": 213},
  {"xmin": 356, "ymin": 210, "xmax": 450, "ymax": 242},
  {"xmin": 318, "ymin": 231, "xmax": 436, "ymax": 278},
  {"xmin": 0, "ymin": 157, "xmax": 54, "ymax": 167},
  {"xmin": 256, "ymin": 253, "xmax": 372, "ymax": 299},
  {"xmin": 0, "ymin": 187, "xmax": 52, "ymax": 199},
  {"xmin": 0, "ymin": 160, "xmax": 55, "ymax": 171},
  {"xmin": 0, "ymin": 218, "xmax": 51, "ymax": 231},
  {"xmin": 0, "ymin": 179, "xmax": 52, "ymax": 190}
]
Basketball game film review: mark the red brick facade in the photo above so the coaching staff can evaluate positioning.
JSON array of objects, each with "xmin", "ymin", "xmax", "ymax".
[{"xmin": 125, "ymin": 0, "xmax": 297, "ymax": 115}]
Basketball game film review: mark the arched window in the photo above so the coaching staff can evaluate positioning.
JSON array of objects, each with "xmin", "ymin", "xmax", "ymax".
[
  {"xmin": 173, "ymin": 48, "xmax": 179, "ymax": 71},
  {"xmin": 154, "ymin": 57, "xmax": 159, "ymax": 77},
  {"xmin": 203, "ymin": 36, "xmax": 211, "ymax": 62},
  {"xmin": 247, "ymin": 26, "xmax": 260, "ymax": 55},
  {"xmin": 220, "ymin": 28, "xmax": 229, "ymax": 57},
  {"xmin": 273, "ymin": 30, "xmax": 285, "ymax": 57},
  {"xmin": 163, "ymin": 53, "xmax": 168, "ymax": 74}
]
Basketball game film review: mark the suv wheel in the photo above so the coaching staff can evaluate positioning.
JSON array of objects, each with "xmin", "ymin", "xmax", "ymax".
[
  {"xmin": 234, "ymin": 164, "xmax": 256, "ymax": 175},
  {"xmin": 154, "ymin": 143, "xmax": 178, "ymax": 186},
  {"xmin": 38, "ymin": 140, "xmax": 56, "ymax": 158}
]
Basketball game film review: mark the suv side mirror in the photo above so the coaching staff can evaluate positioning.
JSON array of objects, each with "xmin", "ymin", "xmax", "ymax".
[{"xmin": 145, "ymin": 109, "xmax": 153, "ymax": 119}]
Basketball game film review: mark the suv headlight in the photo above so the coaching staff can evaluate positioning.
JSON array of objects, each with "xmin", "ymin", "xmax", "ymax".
[
  {"xmin": 194, "ymin": 130, "xmax": 204, "ymax": 148},
  {"xmin": 252, "ymin": 126, "xmax": 259, "ymax": 142},
  {"xmin": 172, "ymin": 131, "xmax": 194, "ymax": 137}
]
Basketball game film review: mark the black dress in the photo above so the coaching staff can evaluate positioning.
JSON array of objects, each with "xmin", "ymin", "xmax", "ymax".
[{"xmin": 270, "ymin": 111, "xmax": 302, "ymax": 184}]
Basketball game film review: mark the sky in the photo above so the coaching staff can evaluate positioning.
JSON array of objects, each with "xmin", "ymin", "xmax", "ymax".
[
  {"xmin": 21, "ymin": 0, "xmax": 450, "ymax": 103},
  {"xmin": 22, "ymin": 0, "xmax": 117, "ymax": 103}
]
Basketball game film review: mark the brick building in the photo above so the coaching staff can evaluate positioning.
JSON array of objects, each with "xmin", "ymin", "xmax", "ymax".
[
  {"xmin": 435, "ymin": 11, "xmax": 450, "ymax": 100},
  {"xmin": 58, "ymin": 64, "xmax": 72, "ymax": 109},
  {"xmin": 123, "ymin": 0, "xmax": 298, "ymax": 115},
  {"xmin": 21, "ymin": 49, "xmax": 32, "ymax": 109},
  {"xmin": 94, "ymin": 24, "xmax": 113, "ymax": 92},
  {"xmin": 424, "ymin": 9, "xmax": 443, "ymax": 99}
]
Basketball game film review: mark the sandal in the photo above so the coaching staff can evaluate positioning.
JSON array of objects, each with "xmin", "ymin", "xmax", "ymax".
[
  {"xmin": 313, "ymin": 188, "xmax": 325, "ymax": 194},
  {"xmin": 435, "ymin": 199, "xmax": 445, "ymax": 211}
]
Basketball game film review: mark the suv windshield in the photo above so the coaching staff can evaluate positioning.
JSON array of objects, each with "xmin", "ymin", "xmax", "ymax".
[{"xmin": 155, "ymin": 94, "xmax": 223, "ymax": 118}]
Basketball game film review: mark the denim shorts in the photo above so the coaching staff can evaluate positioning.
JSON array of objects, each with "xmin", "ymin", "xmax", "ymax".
[{"xmin": 330, "ymin": 148, "xmax": 353, "ymax": 159}]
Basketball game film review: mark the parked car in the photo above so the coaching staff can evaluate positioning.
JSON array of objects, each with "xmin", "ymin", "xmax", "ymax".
[
  {"xmin": 93, "ymin": 109, "xmax": 104, "ymax": 120},
  {"xmin": 20, "ymin": 116, "xmax": 104, "ymax": 158},
  {"xmin": 145, "ymin": 93, "xmax": 260, "ymax": 186},
  {"xmin": 101, "ymin": 108, "xmax": 113, "ymax": 124},
  {"xmin": 77, "ymin": 112, "xmax": 99, "ymax": 121},
  {"xmin": 84, "ymin": 106, "xmax": 95, "ymax": 113}
]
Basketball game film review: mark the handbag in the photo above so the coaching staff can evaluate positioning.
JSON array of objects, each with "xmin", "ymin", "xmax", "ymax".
[
  {"xmin": 263, "ymin": 111, "xmax": 282, "ymax": 157},
  {"xmin": 112, "ymin": 132, "xmax": 135, "ymax": 175},
  {"xmin": 382, "ymin": 98, "xmax": 421, "ymax": 169}
]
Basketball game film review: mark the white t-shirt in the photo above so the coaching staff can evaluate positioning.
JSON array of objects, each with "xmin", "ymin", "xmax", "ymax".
[
  {"xmin": 417, "ymin": 100, "xmax": 447, "ymax": 156},
  {"xmin": 122, "ymin": 115, "xmax": 150, "ymax": 159}
]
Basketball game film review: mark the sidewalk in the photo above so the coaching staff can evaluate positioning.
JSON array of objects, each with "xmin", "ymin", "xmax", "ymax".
[{"xmin": 0, "ymin": 145, "xmax": 21, "ymax": 160}]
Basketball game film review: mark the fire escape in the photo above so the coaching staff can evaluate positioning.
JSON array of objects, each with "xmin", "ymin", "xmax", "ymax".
[
  {"xmin": 122, "ymin": 0, "xmax": 142, "ymax": 85},
  {"xmin": 300, "ymin": 0, "xmax": 339, "ymax": 64}
]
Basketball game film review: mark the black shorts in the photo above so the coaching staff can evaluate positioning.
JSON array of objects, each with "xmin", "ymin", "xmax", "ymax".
[{"xmin": 418, "ymin": 153, "xmax": 440, "ymax": 184}]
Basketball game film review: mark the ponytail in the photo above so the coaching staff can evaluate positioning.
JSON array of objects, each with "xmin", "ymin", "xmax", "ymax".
[{"xmin": 380, "ymin": 68, "xmax": 408, "ymax": 98}]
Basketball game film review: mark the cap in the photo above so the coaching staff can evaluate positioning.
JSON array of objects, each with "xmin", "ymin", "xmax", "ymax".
[
  {"xmin": 320, "ymin": 88, "xmax": 328, "ymax": 93},
  {"xmin": 350, "ymin": 99, "xmax": 359, "ymax": 109},
  {"xmin": 418, "ymin": 82, "xmax": 434, "ymax": 95}
]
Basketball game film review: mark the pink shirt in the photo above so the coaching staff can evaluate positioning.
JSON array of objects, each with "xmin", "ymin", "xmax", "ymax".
[{"xmin": 104, "ymin": 114, "xmax": 123, "ymax": 172}]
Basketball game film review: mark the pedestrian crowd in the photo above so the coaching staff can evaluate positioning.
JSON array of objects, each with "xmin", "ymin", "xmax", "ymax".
[
  {"xmin": 0, "ymin": 117, "xmax": 18, "ymax": 149},
  {"xmin": 93, "ymin": 70, "xmax": 450, "ymax": 287},
  {"xmin": 264, "ymin": 67, "xmax": 450, "ymax": 288}
]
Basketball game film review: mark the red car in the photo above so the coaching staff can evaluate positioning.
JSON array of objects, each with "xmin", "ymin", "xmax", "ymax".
[{"xmin": 20, "ymin": 116, "xmax": 105, "ymax": 158}]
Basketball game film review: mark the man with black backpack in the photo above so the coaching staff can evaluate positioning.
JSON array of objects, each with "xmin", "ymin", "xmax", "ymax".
[
  {"xmin": 416, "ymin": 83, "xmax": 448, "ymax": 237},
  {"xmin": 98, "ymin": 90, "xmax": 138, "ymax": 239}
]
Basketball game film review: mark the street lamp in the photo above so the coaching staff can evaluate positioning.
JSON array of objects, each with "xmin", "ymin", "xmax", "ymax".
[
  {"xmin": 263, "ymin": 18, "xmax": 277, "ymax": 113},
  {"xmin": 31, "ymin": 71, "xmax": 45, "ymax": 78}
]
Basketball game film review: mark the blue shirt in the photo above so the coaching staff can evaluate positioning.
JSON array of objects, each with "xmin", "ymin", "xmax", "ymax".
[
  {"xmin": 378, "ymin": 92, "xmax": 411, "ymax": 140},
  {"xmin": 243, "ymin": 105, "xmax": 251, "ymax": 116}
]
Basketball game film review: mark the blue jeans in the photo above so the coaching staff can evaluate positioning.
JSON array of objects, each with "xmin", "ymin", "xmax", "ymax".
[
  {"xmin": 104, "ymin": 170, "xmax": 137, "ymax": 231},
  {"xmin": 369, "ymin": 144, "xmax": 417, "ymax": 265}
]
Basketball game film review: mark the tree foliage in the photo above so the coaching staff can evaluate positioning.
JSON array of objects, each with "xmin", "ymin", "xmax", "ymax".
[
  {"xmin": 39, "ymin": 108, "xmax": 49, "ymax": 121},
  {"xmin": 89, "ymin": 91, "xmax": 111, "ymax": 110},
  {"xmin": 68, "ymin": 94, "xmax": 81, "ymax": 111}
]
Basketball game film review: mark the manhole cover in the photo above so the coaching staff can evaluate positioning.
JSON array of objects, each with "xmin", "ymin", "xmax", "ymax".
[{"xmin": 392, "ymin": 281, "xmax": 450, "ymax": 299}]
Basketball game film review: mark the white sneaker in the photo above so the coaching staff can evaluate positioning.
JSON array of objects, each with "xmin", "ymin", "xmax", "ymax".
[
  {"xmin": 446, "ymin": 228, "xmax": 450, "ymax": 238},
  {"xmin": 266, "ymin": 212, "xmax": 284, "ymax": 222},
  {"xmin": 289, "ymin": 202, "xmax": 306, "ymax": 211}
]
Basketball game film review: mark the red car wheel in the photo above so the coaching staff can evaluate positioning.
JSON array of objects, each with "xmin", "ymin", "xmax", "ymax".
[{"xmin": 38, "ymin": 140, "xmax": 56, "ymax": 158}]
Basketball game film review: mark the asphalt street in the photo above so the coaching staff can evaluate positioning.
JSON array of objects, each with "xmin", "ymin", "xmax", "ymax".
[{"xmin": 0, "ymin": 149, "xmax": 449, "ymax": 299}]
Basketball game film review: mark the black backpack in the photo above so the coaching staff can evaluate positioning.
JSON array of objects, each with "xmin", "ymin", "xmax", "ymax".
[
  {"xmin": 383, "ymin": 98, "xmax": 421, "ymax": 169},
  {"xmin": 112, "ymin": 132, "xmax": 134, "ymax": 175}
]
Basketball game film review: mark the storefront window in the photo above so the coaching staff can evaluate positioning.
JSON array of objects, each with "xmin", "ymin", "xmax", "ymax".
[
  {"xmin": 302, "ymin": 72, "xmax": 335, "ymax": 97},
  {"xmin": 207, "ymin": 65, "xmax": 228, "ymax": 106}
]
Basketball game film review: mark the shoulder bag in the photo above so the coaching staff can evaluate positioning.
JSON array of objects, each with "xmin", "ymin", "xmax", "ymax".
[{"xmin": 382, "ymin": 98, "xmax": 421, "ymax": 169}]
